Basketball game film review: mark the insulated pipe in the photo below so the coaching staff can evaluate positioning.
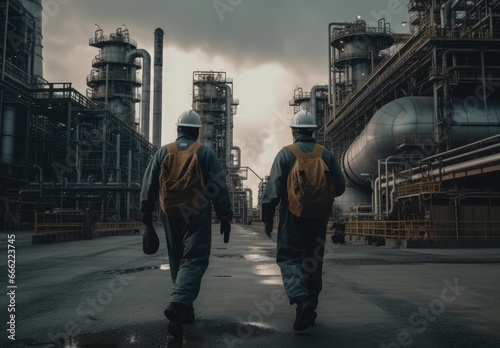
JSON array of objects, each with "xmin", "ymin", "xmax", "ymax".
[
  {"xmin": 153, "ymin": 28, "xmax": 164, "ymax": 148},
  {"xmin": 342, "ymin": 96, "xmax": 500, "ymax": 188},
  {"xmin": 127, "ymin": 49, "xmax": 151, "ymax": 140}
]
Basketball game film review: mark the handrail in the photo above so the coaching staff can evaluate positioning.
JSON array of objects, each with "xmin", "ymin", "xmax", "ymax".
[{"xmin": 344, "ymin": 219, "xmax": 500, "ymax": 240}]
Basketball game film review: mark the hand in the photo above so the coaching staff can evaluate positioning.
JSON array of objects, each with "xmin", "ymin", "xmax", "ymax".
[
  {"xmin": 142, "ymin": 213, "xmax": 153, "ymax": 226},
  {"xmin": 264, "ymin": 221, "xmax": 273, "ymax": 238},
  {"xmin": 220, "ymin": 220, "xmax": 231, "ymax": 243}
]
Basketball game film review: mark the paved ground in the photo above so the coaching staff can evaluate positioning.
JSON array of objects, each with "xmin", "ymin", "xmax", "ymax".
[{"xmin": 1, "ymin": 224, "xmax": 500, "ymax": 348}]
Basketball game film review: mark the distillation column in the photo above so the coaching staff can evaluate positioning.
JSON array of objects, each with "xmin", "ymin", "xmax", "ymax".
[{"xmin": 87, "ymin": 27, "xmax": 148, "ymax": 130}]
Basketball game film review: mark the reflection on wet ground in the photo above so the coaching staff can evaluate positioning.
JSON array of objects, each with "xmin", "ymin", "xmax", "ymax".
[
  {"xmin": 100, "ymin": 264, "xmax": 170, "ymax": 275},
  {"xmin": 30, "ymin": 319, "xmax": 277, "ymax": 348}
]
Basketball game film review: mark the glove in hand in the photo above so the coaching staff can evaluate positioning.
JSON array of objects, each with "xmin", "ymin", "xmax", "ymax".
[{"xmin": 220, "ymin": 220, "xmax": 231, "ymax": 243}]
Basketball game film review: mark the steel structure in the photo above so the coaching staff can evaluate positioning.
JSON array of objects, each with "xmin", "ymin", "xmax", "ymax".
[
  {"xmin": 192, "ymin": 71, "xmax": 251, "ymax": 223},
  {"xmin": 0, "ymin": 1, "xmax": 158, "ymax": 230},
  {"xmin": 321, "ymin": 0, "xmax": 500, "ymax": 241}
]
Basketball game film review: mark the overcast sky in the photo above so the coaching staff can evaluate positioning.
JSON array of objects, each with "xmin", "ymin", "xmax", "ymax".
[{"xmin": 41, "ymin": 0, "xmax": 409, "ymax": 199}]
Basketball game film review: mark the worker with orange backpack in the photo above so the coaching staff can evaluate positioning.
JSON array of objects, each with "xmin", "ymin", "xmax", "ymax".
[
  {"xmin": 140, "ymin": 110, "xmax": 233, "ymax": 338},
  {"xmin": 261, "ymin": 110, "xmax": 345, "ymax": 331}
]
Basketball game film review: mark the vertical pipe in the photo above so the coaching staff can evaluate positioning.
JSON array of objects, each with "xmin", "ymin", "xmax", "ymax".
[
  {"xmin": 2, "ymin": 0, "xmax": 9, "ymax": 80},
  {"xmin": 116, "ymin": 134, "xmax": 121, "ymax": 181},
  {"xmin": 105, "ymin": 63, "xmax": 109, "ymax": 107},
  {"xmin": 101, "ymin": 113, "xmax": 106, "ymax": 185},
  {"xmin": 127, "ymin": 50, "xmax": 150, "ymax": 140},
  {"xmin": 310, "ymin": 85, "xmax": 328, "ymax": 118},
  {"xmin": 76, "ymin": 124, "xmax": 81, "ymax": 183},
  {"xmin": 22, "ymin": 0, "xmax": 43, "ymax": 77},
  {"xmin": 433, "ymin": 47, "xmax": 440, "ymax": 146},
  {"xmin": 66, "ymin": 102, "xmax": 72, "ymax": 149},
  {"xmin": 221, "ymin": 84, "xmax": 232, "ymax": 169},
  {"xmin": 153, "ymin": 28, "xmax": 164, "ymax": 148},
  {"xmin": 127, "ymin": 150, "xmax": 132, "ymax": 220},
  {"xmin": 480, "ymin": 47, "xmax": 487, "ymax": 110},
  {"xmin": 377, "ymin": 159, "xmax": 382, "ymax": 219}
]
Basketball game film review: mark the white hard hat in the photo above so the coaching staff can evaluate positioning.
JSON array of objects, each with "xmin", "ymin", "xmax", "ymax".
[
  {"xmin": 290, "ymin": 110, "xmax": 318, "ymax": 128},
  {"xmin": 175, "ymin": 110, "xmax": 203, "ymax": 128}
]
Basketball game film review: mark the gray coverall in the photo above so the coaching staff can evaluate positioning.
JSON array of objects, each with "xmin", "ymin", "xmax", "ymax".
[
  {"xmin": 140, "ymin": 133, "xmax": 233, "ymax": 306},
  {"xmin": 261, "ymin": 135, "xmax": 345, "ymax": 308}
]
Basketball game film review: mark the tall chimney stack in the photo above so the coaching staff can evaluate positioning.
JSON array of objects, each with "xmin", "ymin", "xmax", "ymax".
[{"xmin": 153, "ymin": 28, "xmax": 164, "ymax": 147}]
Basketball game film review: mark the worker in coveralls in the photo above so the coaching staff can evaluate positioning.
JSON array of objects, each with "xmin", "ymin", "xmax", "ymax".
[
  {"xmin": 140, "ymin": 110, "xmax": 233, "ymax": 338},
  {"xmin": 261, "ymin": 110, "xmax": 345, "ymax": 331}
]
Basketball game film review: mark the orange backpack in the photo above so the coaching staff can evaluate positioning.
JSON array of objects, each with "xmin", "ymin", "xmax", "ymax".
[
  {"xmin": 286, "ymin": 144, "xmax": 336, "ymax": 218},
  {"xmin": 159, "ymin": 142, "xmax": 206, "ymax": 216}
]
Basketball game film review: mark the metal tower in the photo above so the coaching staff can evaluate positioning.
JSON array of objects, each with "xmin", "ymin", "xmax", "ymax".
[
  {"xmin": 87, "ymin": 27, "xmax": 146, "ymax": 131},
  {"xmin": 192, "ymin": 71, "xmax": 252, "ymax": 223}
]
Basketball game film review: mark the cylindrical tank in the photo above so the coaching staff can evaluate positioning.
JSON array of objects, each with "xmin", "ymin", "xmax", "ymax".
[
  {"xmin": 22, "ymin": 0, "xmax": 43, "ymax": 77},
  {"xmin": 342, "ymin": 96, "xmax": 500, "ymax": 187},
  {"xmin": 1, "ymin": 105, "xmax": 17, "ymax": 164}
]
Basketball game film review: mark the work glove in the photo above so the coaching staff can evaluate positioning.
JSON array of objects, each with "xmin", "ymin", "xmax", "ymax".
[
  {"xmin": 264, "ymin": 221, "xmax": 273, "ymax": 238},
  {"xmin": 220, "ymin": 220, "xmax": 231, "ymax": 243},
  {"xmin": 142, "ymin": 212, "xmax": 153, "ymax": 226}
]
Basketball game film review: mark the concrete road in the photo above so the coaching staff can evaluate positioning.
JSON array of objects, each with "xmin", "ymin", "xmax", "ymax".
[{"xmin": 1, "ymin": 224, "xmax": 500, "ymax": 348}]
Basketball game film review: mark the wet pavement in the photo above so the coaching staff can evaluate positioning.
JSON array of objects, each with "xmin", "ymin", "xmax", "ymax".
[{"xmin": 1, "ymin": 224, "xmax": 500, "ymax": 347}]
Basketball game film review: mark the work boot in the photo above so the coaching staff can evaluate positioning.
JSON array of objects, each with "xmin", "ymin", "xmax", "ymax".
[
  {"xmin": 293, "ymin": 300, "xmax": 315, "ymax": 331},
  {"xmin": 164, "ymin": 302, "xmax": 187, "ymax": 338},
  {"xmin": 182, "ymin": 305, "xmax": 195, "ymax": 324}
]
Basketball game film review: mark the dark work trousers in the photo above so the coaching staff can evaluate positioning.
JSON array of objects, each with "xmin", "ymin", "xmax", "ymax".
[
  {"xmin": 276, "ymin": 208, "xmax": 329, "ymax": 309},
  {"xmin": 161, "ymin": 207, "xmax": 212, "ymax": 306}
]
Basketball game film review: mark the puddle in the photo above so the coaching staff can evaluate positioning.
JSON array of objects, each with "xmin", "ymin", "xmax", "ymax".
[
  {"xmin": 260, "ymin": 277, "xmax": 282, "ymax": 285},
  {"xmin": 243, "ymin": 253, "xmax": 274, "ymax": 262},
  {"xmin": 101, "ymin": 264, "xmax": 170, "ymax": 274},
  {"xmin": 254, "ymin": 264, "xmax": 280, "ymax": 276}
]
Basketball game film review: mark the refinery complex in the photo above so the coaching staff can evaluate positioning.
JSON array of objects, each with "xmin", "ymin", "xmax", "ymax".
[{"xmin": 1, "ymin": 0, "xmax": 500, "ymax": 245}]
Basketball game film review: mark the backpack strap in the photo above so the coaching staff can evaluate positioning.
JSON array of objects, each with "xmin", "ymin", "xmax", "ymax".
[
  {"xmin": 166, "ymin": 142, "xmax": 178, "ymax": 155},
  {"xmin": 286, "ymin": 144, "xmax": 323, "ymax": 159}
]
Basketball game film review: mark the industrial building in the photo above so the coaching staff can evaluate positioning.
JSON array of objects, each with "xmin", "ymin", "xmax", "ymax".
[
  {"xmin": 292, "ymin": 0, "xmax": 500, "ymax": 245},
  {"xmin": 0, "ymin": 0, "xmax": 252, "ymax": 235},
  {"xmin": 0, "ymin": 0, "xmax": 161, "ymax": 232}
]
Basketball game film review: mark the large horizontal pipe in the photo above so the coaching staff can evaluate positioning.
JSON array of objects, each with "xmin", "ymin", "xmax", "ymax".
[{"xmin": 342, "ymin": 97, "xmax": 500, "ymax": 187}]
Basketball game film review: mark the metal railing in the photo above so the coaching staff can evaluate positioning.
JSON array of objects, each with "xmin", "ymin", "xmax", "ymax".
[
  {"xmin": 345, "ymin": 220, "xmax": 500, "ymax": 240},
  {"xmin": 34, "ymin": 210, "xmax": 142, "ymax": 236}
]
